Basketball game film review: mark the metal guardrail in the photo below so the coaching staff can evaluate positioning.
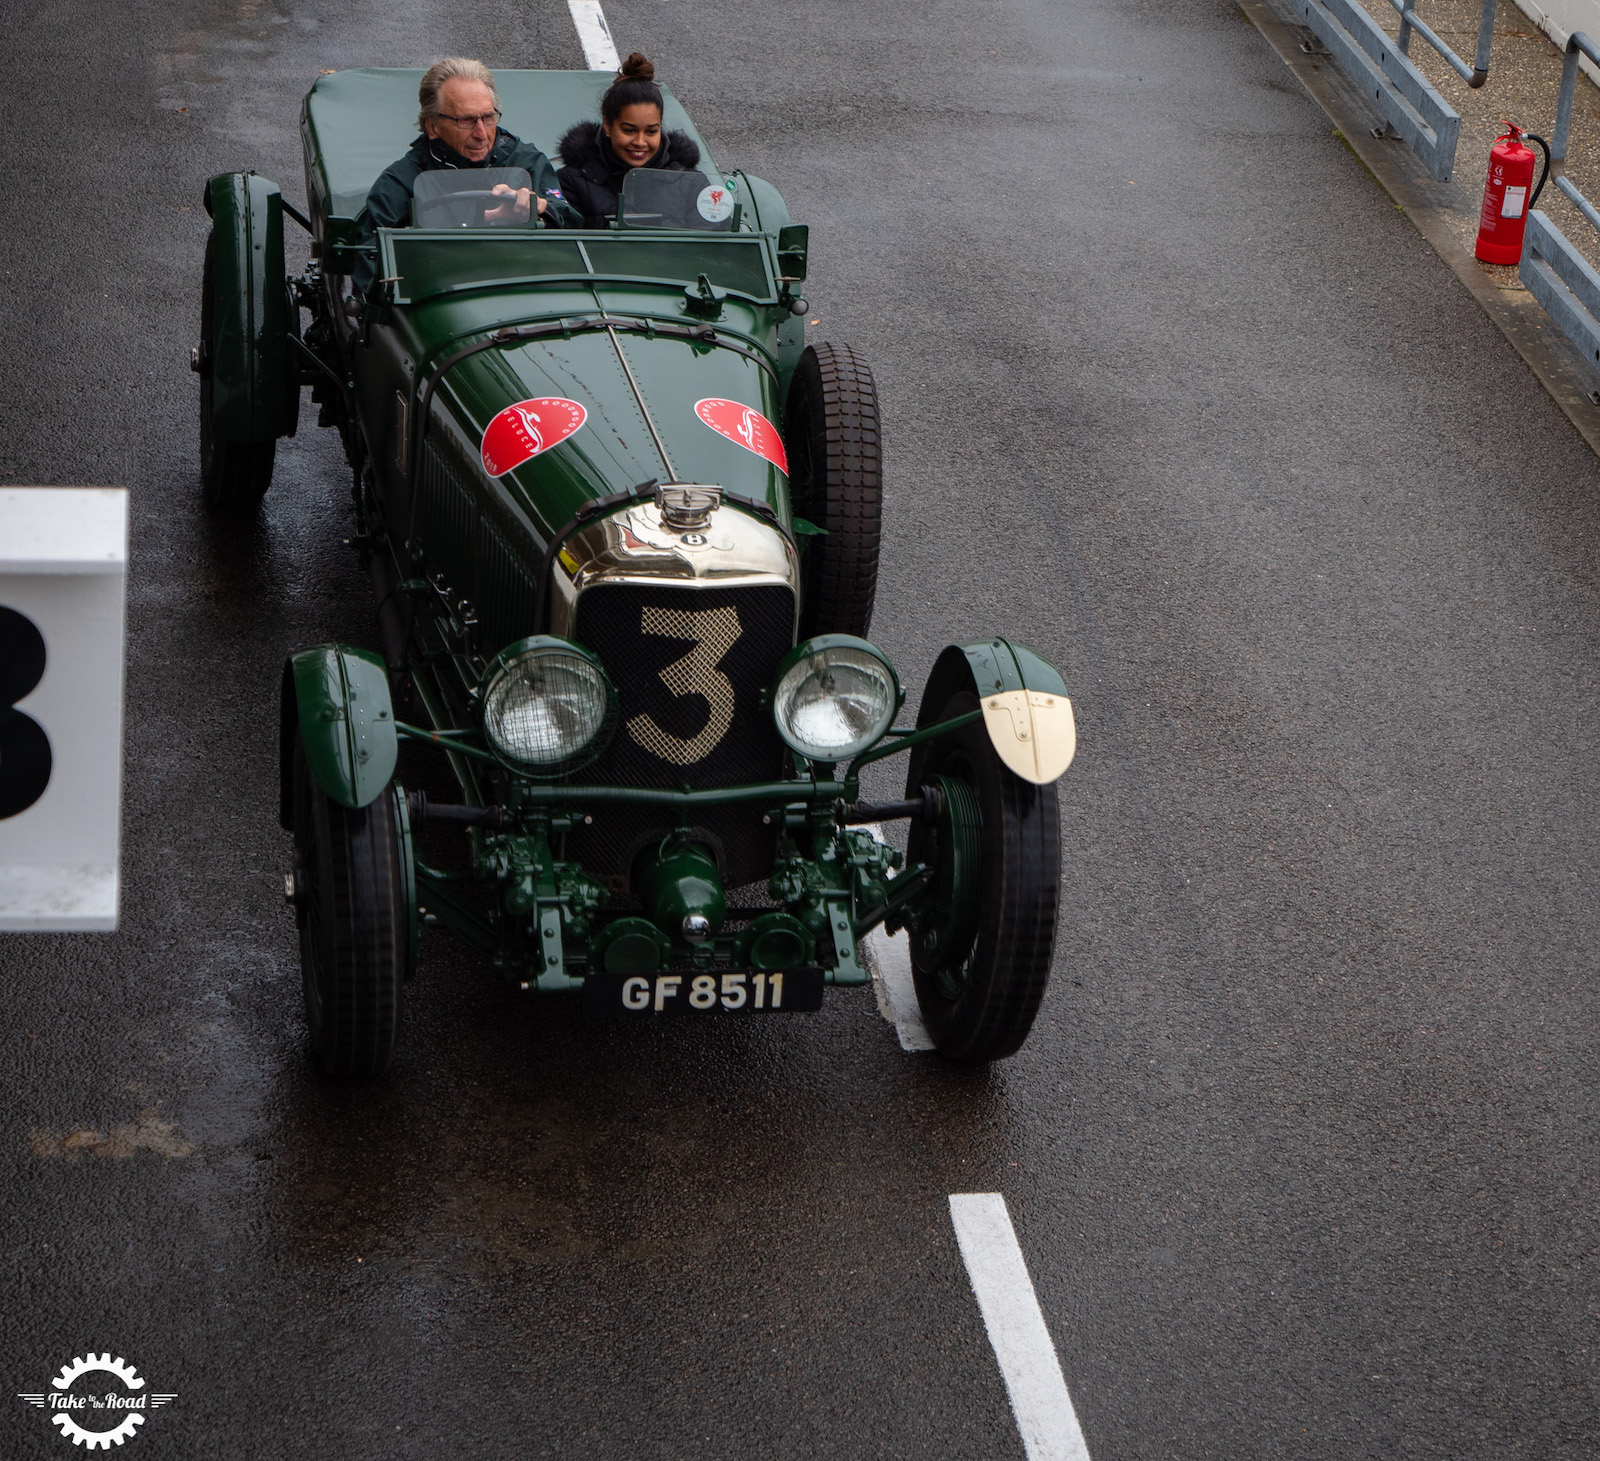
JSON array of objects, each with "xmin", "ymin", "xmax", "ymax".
[
  {"xmin": 1296, "ymin": 0, "xmax": 1462, "ymax": 178},
  {"xmin": 1521, "ymin": 32, "xmax": 1600, "ymax": 374},
  {"xmin": 1521, "ymin": 211, "xmax": 1600, "ymax": 366}
]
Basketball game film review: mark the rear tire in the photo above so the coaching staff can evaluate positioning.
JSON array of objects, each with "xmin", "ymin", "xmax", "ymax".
[
  {"xmin": 291, "ymin": 735, "xmax": 405, "ymax": 1077},
  {"xmin": 199, "ymin": 233, "xmax": 275, "ymax": 512},
  {"xmin": 784, "ymin": 342, "xmax": 882, "ymax": 639},
  {"xmin": 907, "ymin": 691, "xmax": 1060, "ymax": 1062}
]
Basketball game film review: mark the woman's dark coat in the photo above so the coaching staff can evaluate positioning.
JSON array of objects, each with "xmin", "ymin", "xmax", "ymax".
[{"xmin": 556, "ymin": 122, "xmax": 702, "ymax": 228}]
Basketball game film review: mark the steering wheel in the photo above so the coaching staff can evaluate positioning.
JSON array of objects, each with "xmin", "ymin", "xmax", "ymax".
[
  {"xmin": 417, "ymin": 189, "xmax": 530, "ymax": 229},
  {"xmin": 433, "ymin": 189, "xmax": 519, "ymax": 202}
]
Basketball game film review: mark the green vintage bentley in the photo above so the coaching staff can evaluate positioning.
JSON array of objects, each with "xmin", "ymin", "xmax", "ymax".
[{"xmin": 195, "ymin": 68, "xmax": 1076, "ymax": 1075}]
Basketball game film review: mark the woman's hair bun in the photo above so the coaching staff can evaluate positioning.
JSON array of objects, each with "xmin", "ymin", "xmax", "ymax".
[{"xmin": 600, "ymin": 52, "xmax": 663, "ymax": 124}]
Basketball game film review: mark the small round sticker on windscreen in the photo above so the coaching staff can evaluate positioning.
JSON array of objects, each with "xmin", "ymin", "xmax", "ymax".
[{"xmin": 697, "ymin": 184, "xmax": 735, "ymax": 223}]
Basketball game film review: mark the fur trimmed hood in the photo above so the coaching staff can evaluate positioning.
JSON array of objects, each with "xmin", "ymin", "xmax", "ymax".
[
  {"xmin": 555, "ymin": 121, "xmax": 703, "ymax": 229},
  {"xmin": 557, "ymin": 121, "xmax": 701, "ymax": 179}
]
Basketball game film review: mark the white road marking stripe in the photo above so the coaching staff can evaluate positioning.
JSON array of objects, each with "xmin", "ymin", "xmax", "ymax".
[
  {"xmin": 568, "ymin": 0, "xmax": 621, "ymax": 71},
  {"xmin": 865, "ymin": 925, "xmax": 934, "ymax": 1050},
  {"xmin": 857, "ymin": 824, "xmax": 935, "ymax": 1051},
  {"xmin": 949, "ymin": 1194, "xmax": 1092, "ymax": 1461}
]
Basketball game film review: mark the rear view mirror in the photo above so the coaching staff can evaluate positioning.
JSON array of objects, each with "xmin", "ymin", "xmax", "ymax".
[{"xmin": 777, "ymin": 224, "xmax": 809, "ymax": 282}]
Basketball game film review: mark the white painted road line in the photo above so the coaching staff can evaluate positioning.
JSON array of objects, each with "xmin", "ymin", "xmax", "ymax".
[
  {"xmin": 949, "ymin": 1194, "xmax": 1092, "ymax": 1461},
  {"xmin": 568, "ymin": 0, "xmax": 621, "ymax": 72},
  {"xmin": 857, "ymin": 824, "xmax": 935, "ymax": 1051},
  {"xmin": 865, "ymin": 925, "xmax": 935, "ymax": 1051}
]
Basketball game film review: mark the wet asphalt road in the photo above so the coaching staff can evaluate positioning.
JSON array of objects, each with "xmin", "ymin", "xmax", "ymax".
[{"xmin": 4, "ymin": 0, "xmax": 1600, "ymax": 1456}]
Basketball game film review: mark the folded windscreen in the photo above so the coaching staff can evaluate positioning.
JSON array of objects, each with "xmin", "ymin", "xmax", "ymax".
[
  {"xmin": 412, "ymin": 167, "xmax": 536, "ymax": 228},
  {"xmin": 618, "ymin": 170, "xmax": 738, "ymax": 232}
]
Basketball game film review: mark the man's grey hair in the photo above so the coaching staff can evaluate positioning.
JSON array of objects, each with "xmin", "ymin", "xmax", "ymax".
[{"xmin": 418, "ymin": 58, "xmax": 498, "ymax": 130}]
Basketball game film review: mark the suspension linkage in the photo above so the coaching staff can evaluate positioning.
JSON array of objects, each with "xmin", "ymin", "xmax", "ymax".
[
  {"xmin": 406, "ymin": 791, "xmax": 511, "ymax": 829},
  {"xmin": 842, "ymin": 785, "xmax": 944, "ymax": 825}
]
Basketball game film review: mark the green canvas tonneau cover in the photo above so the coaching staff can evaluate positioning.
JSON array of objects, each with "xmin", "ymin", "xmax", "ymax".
[{"xmin": 301, "ymin": 68, "xmax": 716, "ymax": 240}]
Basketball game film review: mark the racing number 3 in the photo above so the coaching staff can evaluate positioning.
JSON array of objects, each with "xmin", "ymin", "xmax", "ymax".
[
  {"xmin": 0, "ymin": 606, "xmax": 51, "ymax": 819},
  {"xmin": 626, "ymin": 605, "xmax": 743, "ymax": 766}
]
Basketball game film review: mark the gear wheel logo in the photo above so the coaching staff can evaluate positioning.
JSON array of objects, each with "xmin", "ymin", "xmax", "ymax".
[{"xmin": 17, "ymin": 1352, "xmax": 175, "ymax": 1449}]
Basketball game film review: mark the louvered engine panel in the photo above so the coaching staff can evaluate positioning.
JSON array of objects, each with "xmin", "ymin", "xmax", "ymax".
[{"xmin": 411, "ymin": 443, "xmax": 540, "ymax": 653}]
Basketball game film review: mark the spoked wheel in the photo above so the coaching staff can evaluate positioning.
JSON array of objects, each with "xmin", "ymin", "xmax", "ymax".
[
  {"xmin": 784, "ymin": 342, "xmax": 882, "ymax": 639},
  {"xmin": 290, "ymin": 734, "xmax": 406, "ymax": 1076},
  {"xmin": 198, "ymin": 233, "xmax": 275, "ymax": 512},
  {"xmin": 907, "ymin": 691, "xmax": 1061, "ymax": 1062}
]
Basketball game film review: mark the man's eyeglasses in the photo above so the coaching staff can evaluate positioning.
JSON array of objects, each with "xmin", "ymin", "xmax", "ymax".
[{"xmin": 436, "ymin": 109, "xmax": 501, "ymax": 129}]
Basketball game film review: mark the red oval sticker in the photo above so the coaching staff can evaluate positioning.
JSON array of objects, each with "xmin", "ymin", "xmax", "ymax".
[
  {"xmin": 694, "ymin": 398, "xmax": 788, "ymax": 475},
  {"xmin": 481, "ymin": 397, "xmax": 587, "ymax": 478}
]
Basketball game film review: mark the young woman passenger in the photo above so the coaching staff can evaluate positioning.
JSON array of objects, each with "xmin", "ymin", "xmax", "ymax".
[{"xmin": 556, "ymin": 53, "xmax": 702, "ymax": 228}]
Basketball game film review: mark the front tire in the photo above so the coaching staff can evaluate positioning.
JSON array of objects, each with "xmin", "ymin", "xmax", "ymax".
[
  {"xmin": 198, "ymin": 233, "xmax": 275, "ymax": 512},
  {"xmin": 291, "ymin": 735, "xmax": 405, "ymax": 1076},
  {"xmin": 784, "ymin": 342, "xmax": 882, "ymax": 639},
  {"xmin": 907, "ymin": 691, "xmax": 1061, "ymax": 1062}
]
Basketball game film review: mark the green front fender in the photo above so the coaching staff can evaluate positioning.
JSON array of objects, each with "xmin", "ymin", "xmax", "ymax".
[
  {"xmin": 906, "ymin": 638, "xmax": 1075, "ymax": 791},
  {"xmin": 204, "ymin": 171, "xmax": 297, "ymax": 443},
  {"xmin": 924, "ymin": 638, "xmax": 1069, "ymax": 704},
  {"xmin": 278, "ymin": 646, "xmax": 398, "ymax": 829}
]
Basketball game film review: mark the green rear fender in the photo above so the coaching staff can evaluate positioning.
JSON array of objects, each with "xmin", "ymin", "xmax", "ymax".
[
  {"xmin": 906, "ymin": 639, "xmax": 1076, "ymax": 790},
  {"xmin": 278, "ymin": 646, "xmax": 398, "ymax": 829},
  {"xmin": 203, "ymin": 171, "xmax": 298, "ymax": 443}
]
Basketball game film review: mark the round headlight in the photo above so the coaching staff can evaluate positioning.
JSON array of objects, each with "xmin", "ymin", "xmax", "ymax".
[
  {"xmin": 480, "ymin": 638, "xmax": 615, "ymax": 772},
  {"xmin": 771, "ymin": 636, "xmax": 900, "ymax": 762}
]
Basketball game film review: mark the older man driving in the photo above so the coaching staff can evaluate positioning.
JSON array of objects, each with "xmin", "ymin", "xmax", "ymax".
[{"xmin": 354, "ymin": 57, "xmax": 579, "ymax": 290}]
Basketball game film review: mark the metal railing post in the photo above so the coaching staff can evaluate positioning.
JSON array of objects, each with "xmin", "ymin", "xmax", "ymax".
[
  {"xmin": 1384, "ymin": 0, "xmax": 1495, "ymax": 85},
  {"xmin": 1471, "ymin": 0, "xmax": 1497, "ymax": 82},
  {"xmin": 1554, "ymin": 40, "xmax": 1583, "ymax": 161},
  {"xmin": 1532, "ymin": 32, "xmax": 1600, "ymax": 232}
]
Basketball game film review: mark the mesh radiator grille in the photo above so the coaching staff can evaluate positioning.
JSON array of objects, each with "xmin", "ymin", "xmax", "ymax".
[{"xmin": 567, "ymin": 582, "xmax": 795, "ymax": 886}]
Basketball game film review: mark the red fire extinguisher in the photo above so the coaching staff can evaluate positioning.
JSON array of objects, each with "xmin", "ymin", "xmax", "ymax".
[{"xmin": 1475, "ymin": 122, "xmax": 1550, "ymax": 265}]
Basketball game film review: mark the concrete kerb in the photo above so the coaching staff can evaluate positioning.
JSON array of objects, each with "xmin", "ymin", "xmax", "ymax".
[{"xmin": 1242, "ymin": 0, "xmax": 1600, "ymax": 459}]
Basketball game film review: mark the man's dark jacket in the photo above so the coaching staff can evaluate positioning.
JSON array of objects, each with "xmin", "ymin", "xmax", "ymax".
[
  {"xmin": 555, "ymin": 122, "xmax": 701, "ymax": 229},
  {"xmin": 354, "ymin": 130, "xmax": 581, "ymax": 290}
]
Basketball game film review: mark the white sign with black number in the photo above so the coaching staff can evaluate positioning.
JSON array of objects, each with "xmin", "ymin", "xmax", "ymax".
[{"xmin": 0, "ymin": 488, "xmax": 128, "ymax": 931}]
